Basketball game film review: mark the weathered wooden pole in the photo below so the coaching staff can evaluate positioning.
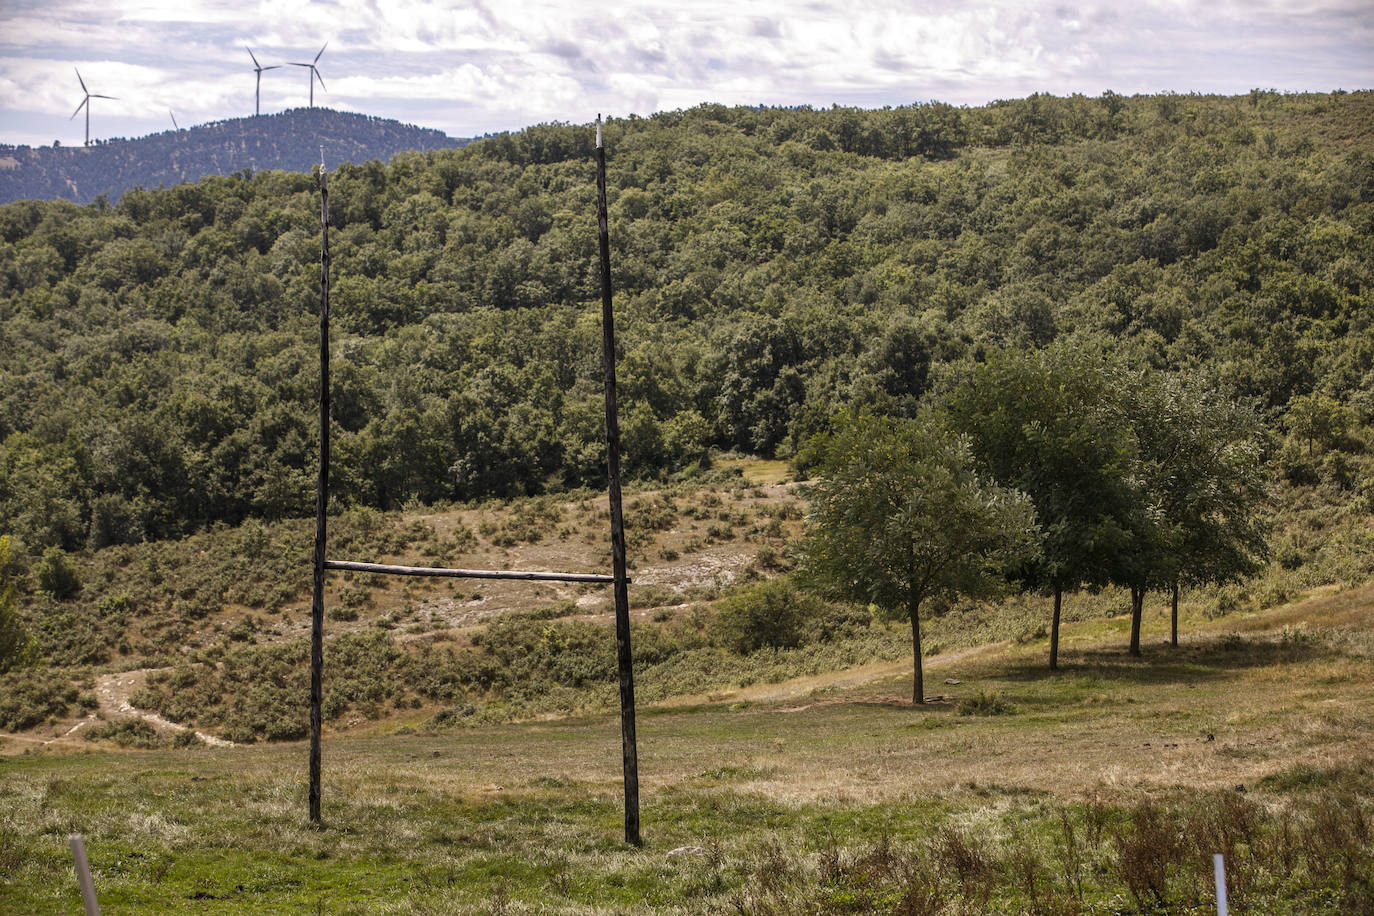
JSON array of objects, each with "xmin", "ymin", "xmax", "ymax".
[
  {"xmin": 324, "ymin": 559, "xmax": 614, "ymax": 583},
  {"xmin": 1170, "ymin": 580, "xmax": 1180, "ymax": 647},
  {"xmin": 595, "ymin": 115, "xmax": 641, "ymax": 846},
  {"xmin": 309, "ymin": 160, "xmax": 331, "ymax": 825}
]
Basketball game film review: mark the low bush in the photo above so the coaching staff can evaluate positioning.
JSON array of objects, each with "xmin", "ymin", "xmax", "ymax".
[
  {"xmin": 506, "ymin": 601, "xmax": 579, "ymax": 622},
  {"xmin": 84, "ymin": 718, "xmax": 166, "ymax": 749},
  {"xmin": 712, "ymin": 578, "xmax": 822, "ymax": 654},
  {"xmin": 0, "ymin": 669, "xmax": 88, "ymax": 730},
  {"xmin": 629, "ymin": 585, "xmax": 680, "ymax": 610},
  {"xmin": 957, "ymin": 690, "xmax": 1015, "ymax": 716},
  {"xmin": 33, "ymin": 547, "xmax": 81, "ymax": 600}
]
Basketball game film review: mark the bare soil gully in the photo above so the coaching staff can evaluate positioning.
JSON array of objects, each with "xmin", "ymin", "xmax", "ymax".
[{"xmin": 0, "ymin": 669, "xmax": 234, "ymax": 751}]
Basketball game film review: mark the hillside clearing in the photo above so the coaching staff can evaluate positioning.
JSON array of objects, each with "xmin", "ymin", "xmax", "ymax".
[{"xmin": 2, "ymin": 583, "xmax": 1370, "ymax": 913}]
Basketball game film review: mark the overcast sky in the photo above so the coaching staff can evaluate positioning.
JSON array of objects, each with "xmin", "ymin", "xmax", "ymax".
[{"xmin": 1, "ymin": 0, "xmax": 1371, "ymax": 147}]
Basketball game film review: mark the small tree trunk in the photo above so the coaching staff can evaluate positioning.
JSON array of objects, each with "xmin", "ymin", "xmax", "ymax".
[
  {"xmin": 1170, "ymin": 580, "xmax": 1179, "ymax": 647},
  {"xmin": 1129, "ymin": 586, "xmax": 1144, "ymax": 657},
  {"xmin": 1050, "ymin": 584, "xmax": 1062, "ymax": 671},
  {"xmin": 910, "ymin": 600, "xmax": 924, "ymax": 705}
]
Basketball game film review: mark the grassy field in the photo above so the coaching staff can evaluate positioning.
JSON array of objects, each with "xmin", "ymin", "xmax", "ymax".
[{"xmin": 3, "ymin": 580, "xmax": 1372, "ymax": 914}]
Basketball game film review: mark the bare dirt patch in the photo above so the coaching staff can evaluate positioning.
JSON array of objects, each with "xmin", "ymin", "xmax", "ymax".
[{"xmin": 90, "ymin": 669, "xmax": 235, "ymax": 747}]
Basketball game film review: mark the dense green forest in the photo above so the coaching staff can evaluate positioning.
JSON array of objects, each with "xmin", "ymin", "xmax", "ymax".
[
  {"xmin": 1, "ymin": 90, "xmax": 1372, "ymax": 556},
  {"xmin": 0, "ymin": 108, "xmax": 460, "ymax": 206}
]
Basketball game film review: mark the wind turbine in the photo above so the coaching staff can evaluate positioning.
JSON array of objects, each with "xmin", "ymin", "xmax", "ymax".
[
  {"xmin": 246, "ymin": 46, "xmax": 281, "ymax": 116},
  {"xmin": 70, "ymin": 69, "xmax": 117, "ymax": 147},
  {"xmin": 169, "ymin": 109, "xmax": 179, "ymax": 130},
  {"xmin": 289, "ymin": 43, "xmax": 327, "ymax": 108}
]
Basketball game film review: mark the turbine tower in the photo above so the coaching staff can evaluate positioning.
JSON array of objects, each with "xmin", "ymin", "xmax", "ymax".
[
  {"xmin": 70, "ymin": 69, "xmax": 117, "ymax": 147},
  {"xmin": 246, "ymin": 46, "xmax": 281, "ymax": 116},
  {"xmin": 289, "ymin": 43, "xmax": 328, "ymax": 108}
]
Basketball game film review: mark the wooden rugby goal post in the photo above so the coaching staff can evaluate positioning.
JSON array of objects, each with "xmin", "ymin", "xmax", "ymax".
[{"xmin": 307, "ymin": 117, "xmax": 641, "ymax": 845}]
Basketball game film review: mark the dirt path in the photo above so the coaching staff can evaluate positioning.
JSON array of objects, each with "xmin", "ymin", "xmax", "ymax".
[
  {"xmin": 657, "ymin": 641, "xmax": 1002, "ymax": 709},
  {"xmin": 92, "ymin": 669, "xmax": 235, "ymax": 747},
  {"xmin": 0, "ymin": 670, "xmax": 235, "ymax": 752}
]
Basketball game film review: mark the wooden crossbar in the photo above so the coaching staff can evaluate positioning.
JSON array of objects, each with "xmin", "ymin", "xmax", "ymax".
[{"xmin": 324, "ymin": 559, "xmax": 619, "ymax": 584}]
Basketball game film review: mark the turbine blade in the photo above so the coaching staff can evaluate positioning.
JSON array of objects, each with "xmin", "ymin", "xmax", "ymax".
[
  {"xmin": 314, "ymin": 41, "xmax": 327, "ymax": 64},
  {"xmin": 289, "ymin": 62, "xmax": 311, "ymax": 67},
  {"xmin": 75, "ymin": 68, "xmax": 88, "ymax": 93},
  {"xmin": 263, "ymin": 65, "xmax": 282, "ymax": 71},
  {"xmin": 314, "ymin": 70, "xmax": 326, "ymax": 92},
  {"xmin": 70, "ymin": 98, "xmax": 88, "ymax": 119},
  {"xmin": 246, "ymin": 45, "xmax": 261, "ymax": 68}
]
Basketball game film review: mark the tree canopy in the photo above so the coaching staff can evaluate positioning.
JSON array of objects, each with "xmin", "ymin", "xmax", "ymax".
[
  {"xmin": 0, "ymin": 91, "xmax": 1369, "ymax": 554},
  {"xmin": 947, "ymin": 344, "xmax": 1140, "ymax": 667},
  {"xmin": 1120, "ymin": 369, "xmax": 1269, "ymax": 649},
  {"xmin": 798, "ymin": 411, "xmax": 1038, "ymax": 703},
  {"xmin": 0, "ymin": 536, "xmax": 38, "ymax": 673}
]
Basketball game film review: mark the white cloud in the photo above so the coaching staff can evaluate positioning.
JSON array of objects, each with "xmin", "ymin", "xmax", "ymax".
[{"xmin": 1, "ymin": 0, "xmax": 1370, "ymax": 144}]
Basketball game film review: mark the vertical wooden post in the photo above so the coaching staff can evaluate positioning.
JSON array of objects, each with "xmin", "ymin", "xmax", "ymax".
[
  {"xmin": 309, "ymin": 162, "xmax": 331, "ymax": 825},
  {"xmin": 595, "ymin": 115, "xmax": 641, "ymax": 846},
  {"xmin": 1171, "ymin": 580, "xmax": 1179, "ymax": 647}
]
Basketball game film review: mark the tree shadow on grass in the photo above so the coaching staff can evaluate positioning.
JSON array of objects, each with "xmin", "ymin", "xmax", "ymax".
[
  {"xmin": 849, "ymin": 697, "xmax": 958, "ymax": 711},
  {"xmin": 992, "ymin": 632, "xmax": 1338, "ymax": 688}
]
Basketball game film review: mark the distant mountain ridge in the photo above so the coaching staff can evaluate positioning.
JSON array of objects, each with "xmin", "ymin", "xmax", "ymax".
[{"xmin": 0, "ymin": 108, "xmax": 466, "ymax": 205}]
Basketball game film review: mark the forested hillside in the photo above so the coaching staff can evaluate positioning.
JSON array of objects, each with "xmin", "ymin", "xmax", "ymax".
[
  {"xmin": 1, "ymin": 90, "xmax": 1371, "ymax": 554},
  {"xmin": 0, "ymin": 108, "xmax": 460, "ymax": 206}
]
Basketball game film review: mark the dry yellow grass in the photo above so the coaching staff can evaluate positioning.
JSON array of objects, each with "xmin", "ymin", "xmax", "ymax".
[{"xmin": 3, "ymin": 579, "xmax": 1371, "ymax": 913}]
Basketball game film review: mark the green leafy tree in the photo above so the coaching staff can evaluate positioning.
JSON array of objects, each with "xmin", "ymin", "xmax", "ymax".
[
  {"xmin": 0, "ymin": 94, "xmax": 1369, "ymax": 555},
  {"xmin": 1283, "ymin": 392, "xmax": 1353, "ymax": 456},
  {"xmin": 798, "ymin": 411, "xmax": 1039, "ymax": 703},
  {"xmin": 34, "ymin": 546, "xmax": 81, "ymax": 600},
  {"xmin": 1125, "ymin": 372, "xmax": 1269, "ymax": 648},
  {"xmin": 0, "ymin": 536, "xmax": 38, "ymax": 673},
  {"xmin": 949, "ymin": 346, "xmax": 1139, "ymax": 669}
]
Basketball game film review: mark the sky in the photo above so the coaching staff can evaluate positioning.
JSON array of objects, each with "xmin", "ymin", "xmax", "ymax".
[{"xmin": 1, "ymin": 0, "xmax": 1371, "ymax": 147}]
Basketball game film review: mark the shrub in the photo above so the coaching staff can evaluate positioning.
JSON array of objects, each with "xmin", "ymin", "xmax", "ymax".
[
  {"xmin": 1322, "ymin": 450, "xmax": 1355, "ymax": 491},
  {"xmin": 338, "ymin": 586, "xmax": 373, "ymax": 609},
  {"xmin": 629, "ymin": 585, "xmax": 679, "ymax": 609},
  {"xmin": 33, "ymin": 608, "xmax": 107, "ymax": 666},
  {"xmin": 172, "ymin": 727, "xmax": 204, "ymax": 748},
  {"xmin": 95, "ymin": 593, "xmax": 134, "ymax": 622},
  {"xmin": 507, "ymin": 601, "xmax": 578, "ymax": 622},
  {"xmin": 1277, "ymin": 441, "xmax": 1320, "ymax": 486},
  {"xmin": 0, "ymin": 537, "xmax": 38, "ymax": 674},
  {"xmin": 425, "ymin": 704, "xmax": 477, "ymax": 729},
  {"xmin": 712, "ymin": 578, "xmax": 822, "ymax": 654},
  {"xmin": 480, "ymin": 617, "xmax": 615, "ymax": 691},
  {"xmin": 1113, "ymin": 801, "xmax": 1185, "ymax": 908},
  {"xmin": 34, "ymin": 547, "xmax": 81, "ymax": 600},
  {"xmin": 0, "ymin": 669, "xmax": 81, "ymax": 730},
  {"xmin": 807, "ymin": 602, "xmax": 870, "ymax": 643},
  {"xmin": 754, "ymin": 545, "xmax": 784, "ymax": 570},
  {"xmin": 87, "ymin": 493, "xmax": 145, "ymax": 548},
  {"xmin": 84, "ymin": 717, "xmax": 166, "ymax": 749},
  {"xmin": 956, "ymin": 690, "xmax": 1015, "ymax": 716},
  {"xmin": 1213, "ymin": 584, "xmax": 1249, "ymax": 616}
]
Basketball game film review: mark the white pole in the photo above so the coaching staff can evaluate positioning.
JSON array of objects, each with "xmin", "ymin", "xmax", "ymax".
[
  {"xmin": 69, "ymin": 834, "xmax": 101, "ymax": 916},
  {"xmin": 1213, "ymin": 853, "xmax": 1228, "ymax": 916}
]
